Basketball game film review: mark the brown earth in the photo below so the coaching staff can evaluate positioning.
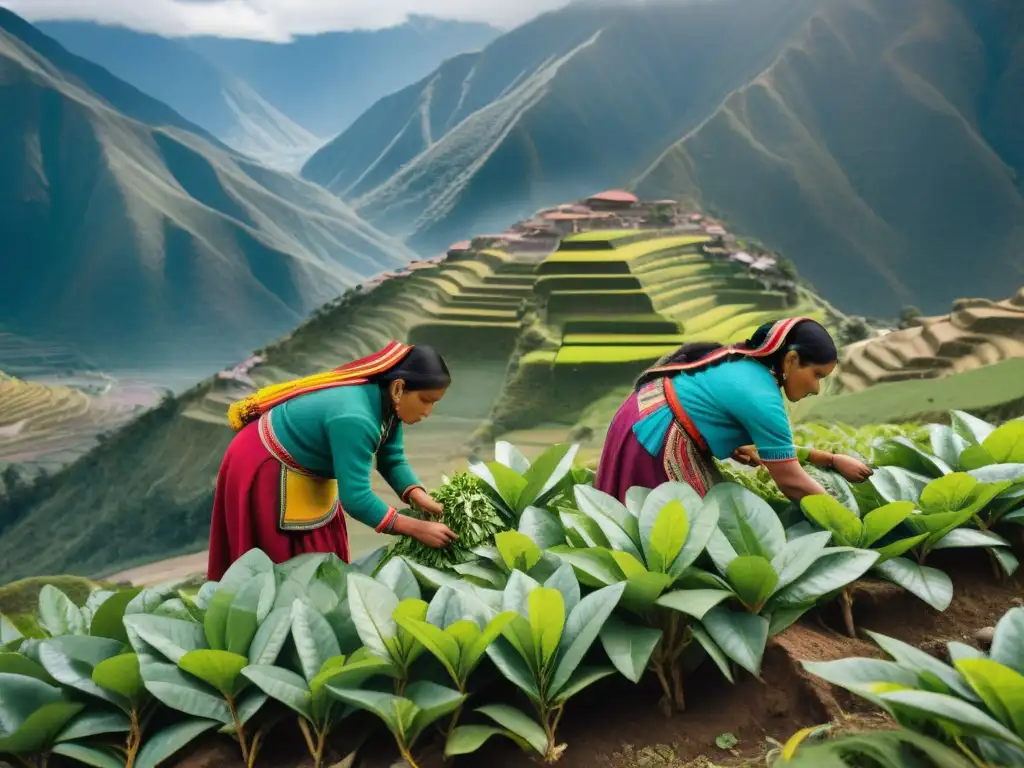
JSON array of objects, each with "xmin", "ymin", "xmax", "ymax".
[{"xmin": 157, "ymin": 550, "xmax": 1021, "ymax": 768}]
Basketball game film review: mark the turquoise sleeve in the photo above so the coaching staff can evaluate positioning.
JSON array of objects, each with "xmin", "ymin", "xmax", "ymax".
[
  {"xmin": 325, "ymin": 413, "xmax": 393, "ymax": 529},
  {"xmin": 376, "ymin": 422, "xmax": 422, "ymax": 501},
  {"xmin": 715, "ymin": 365, "xmax": 797, "ymax": 461}
]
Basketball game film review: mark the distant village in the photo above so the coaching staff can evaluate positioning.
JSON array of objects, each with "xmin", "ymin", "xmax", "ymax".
[{"xmin": 216, "ymin": 190, "xmax": 794, "ymax": 383}]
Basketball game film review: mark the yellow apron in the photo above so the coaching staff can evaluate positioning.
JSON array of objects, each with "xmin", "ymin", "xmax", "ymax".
[{"xmin": 277, "ymin": 466, "xmax": 340, "ymax": 531}]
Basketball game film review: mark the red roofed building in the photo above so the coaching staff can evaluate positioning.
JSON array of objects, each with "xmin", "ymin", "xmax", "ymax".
[{"xmin": 585, "ymin": 189, "xmax": 639, "ymax": 210}]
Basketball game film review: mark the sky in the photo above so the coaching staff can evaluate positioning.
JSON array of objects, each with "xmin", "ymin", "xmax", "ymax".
[{"xmin": 0, "ymin": 0, "xmax": 575, "ymax": 40}]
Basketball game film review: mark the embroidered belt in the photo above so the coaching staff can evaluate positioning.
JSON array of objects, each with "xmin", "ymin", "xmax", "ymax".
[{"xmin": 662, "ymin": 377, "xmax": 709, "ymax": 453}]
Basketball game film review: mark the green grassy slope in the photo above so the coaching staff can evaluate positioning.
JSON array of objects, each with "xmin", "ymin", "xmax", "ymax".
[
  {"xmin": 0, "ymin": 10, "xmax": 415, "ymax": 372},
  {"xmin": 634, "ymin": 0, "xmax": 1024, "ymax": 314},
  {"xmin": 304, "ymin": 0, "xmax": 1023, "ymax": 316},
  {"xmin": 0, "ymin": 250, "xmax": 540, "ymax": 580}
]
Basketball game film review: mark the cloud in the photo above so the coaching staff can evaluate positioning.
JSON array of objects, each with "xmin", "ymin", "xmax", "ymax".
[{"xmin": 0, "ymin": 0, "xmax": 573, "ymax": 40}]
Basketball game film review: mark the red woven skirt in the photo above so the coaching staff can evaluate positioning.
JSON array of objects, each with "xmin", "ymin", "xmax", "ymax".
[{"xmin": 206, "ymin": 420, "xmax": 350, "ymax": 581}]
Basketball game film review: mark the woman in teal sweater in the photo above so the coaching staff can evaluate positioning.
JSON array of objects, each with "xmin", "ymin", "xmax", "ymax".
[
  {"xmin": 595, "ymin": 317, "xmax": 873, "ymax": 502},
  {"xmin": 208, "ymin": 342, "xmax": 457, "ymax": 580}
]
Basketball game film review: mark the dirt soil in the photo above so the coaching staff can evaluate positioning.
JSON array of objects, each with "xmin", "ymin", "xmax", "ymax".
[{"xmin": 151, "ymin": 550, "xmax": 1023, "ymax": 768}]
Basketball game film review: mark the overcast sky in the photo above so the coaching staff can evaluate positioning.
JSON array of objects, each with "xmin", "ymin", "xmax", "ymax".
[{"xmin": 0, "ymin": 0, "xmax": 575, "ymax": 39}]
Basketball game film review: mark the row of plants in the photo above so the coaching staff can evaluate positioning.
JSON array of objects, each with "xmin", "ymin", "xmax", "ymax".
[{"xmin": 0, "ymin": 410, "xmax": 1021, "ymax": 767}]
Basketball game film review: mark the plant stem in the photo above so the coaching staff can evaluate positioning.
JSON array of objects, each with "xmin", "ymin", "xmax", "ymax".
[
  {"xmin": 314, "ymin": 728, "xmax": 327, "ymax": 768},
  {"xmin": 247, "ymin": 727, "xmax": 264, "ymax": 768},
  {"xmin": 298, "ymin": 718, "xmax": 317, "ymax": 760},
  {"xmin": 124, "ymin": 707, "xmax": 142, "ymax": 768},
  {"xmin": 670, "ymin": 661, "xmax": 685, "ymax": 712},
  {"xmin": 840, "ymin": 587, "xmax": 856, "ymax": 638},
  {"xmin": 399, "ymin": 746, "xmax": 421, "ymax": 768},
  {"xmin": 224, "ymin": 695, "xmax": 250, "ymax": 765}
]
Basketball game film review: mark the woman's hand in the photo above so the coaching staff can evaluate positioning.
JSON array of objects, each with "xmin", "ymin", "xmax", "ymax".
[
  {"xmin": 731, "ymin": 445, "xmax": 762, "ymax": 467},
  {"xmin": 410, "ymin": 519, "xmax": 458, "ymax": 549},
  {"xmin": 408, "ymin": 487, "xmax": 444, "ymax": 518},
  {"xmin": 833, "ymin": 454, "xmax": 873, "ymax": 483}
]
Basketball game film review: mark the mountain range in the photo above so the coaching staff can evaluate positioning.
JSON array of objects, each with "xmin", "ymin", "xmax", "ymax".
[
  {"xmin": 36, "ymin": 17, "xmax": 500, "ymax": 168},
  {"xmin": 0, "ymin": 8, "xmax": 415, "ymax": 372},
  {"xmin": 302, "ymin": 0, "xmax": 1024, "ymax": 316}
]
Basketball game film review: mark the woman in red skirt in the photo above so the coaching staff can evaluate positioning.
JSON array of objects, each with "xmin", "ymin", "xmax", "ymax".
[{"xmin": 207, "ymin": 341, "xmax": 458, "ymax": 580}]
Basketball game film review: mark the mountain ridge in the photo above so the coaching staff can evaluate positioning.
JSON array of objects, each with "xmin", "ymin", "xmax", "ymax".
[{"xmin": 0, "ymin": 10, "xmax": 415, "ymax": 371}]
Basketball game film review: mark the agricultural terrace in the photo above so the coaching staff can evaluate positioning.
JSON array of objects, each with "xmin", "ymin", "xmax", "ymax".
[{"xmin": 495, "ymin": 232, "xmax": 826, "ymax": 433}]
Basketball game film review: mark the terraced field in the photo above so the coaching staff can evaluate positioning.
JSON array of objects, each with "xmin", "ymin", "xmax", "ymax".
[
  {"xmin": 837, "ymin": 287, "xmax": 1024, "ymax": 392},
  {"xmin": 0, "ymin": 246, "xmax": 552, "ymax": 579},
  {"xmin": 489, "ymin": 231, "xmax": 827, "ymax": 433},
  {"xmin": 0, "ymin": 373, "xmax": 147, "ymax": 475}
]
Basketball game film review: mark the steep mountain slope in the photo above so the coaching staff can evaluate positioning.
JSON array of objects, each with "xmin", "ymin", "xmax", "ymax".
[
  {"xmin": 636, "ymin": 0, "xmax": 1024, "ymax": 315},
  {"xmin": 0, "ymin": 9, "xmax": 415, "ymax": 371},
  {"xmin": 304, "ymin": 0, "xmax": 1024, "ymax": 315},
  {"xmin": 185, "ymin": 16, "xmax": 501, "ymax": 139},
  {"xmin": 35, "ymin": 21, "xmax": 320, "ymax": 169}
]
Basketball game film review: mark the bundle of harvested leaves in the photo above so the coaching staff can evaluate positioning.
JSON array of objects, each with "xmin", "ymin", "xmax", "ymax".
[{"xmin": 384, "ymin": 471, "xmax": 508, "ymax": 568}]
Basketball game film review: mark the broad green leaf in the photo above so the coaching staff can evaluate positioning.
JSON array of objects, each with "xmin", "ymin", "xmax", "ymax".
[
  {"xmin": 0, "ymin": 652, "xmax": 54, "ymax": 683},
  {"xmin": 654, "ymin": 589, "xmax": 733, "ymax": 619},
  {"xmin": 801, "ymin": 657, "xmax": 921, "ymax": 694},
  {"xmin": 324, "ymin": 685, "xmax": 404, "ymax": 737},
  {"xmin": 647, "ymin": 500, "xmax": 689, "ymax": 574},
  {"xmin": 770, "ymin": 531, "xmax": 832, "ymax": 591},
  {"xmin": 548, "ymin": 582, "xmax": 626, "ymax": 697},
  {"xmin": 548, "ymin": 547, "xmax": 621, "ymax": 588},
  {"xmin": 932, "ymin": 528, "xmax": 1012, "ymax": 551},
  {"xmin": 528, "ymin": 588, "xmax": 565, "ymax": 667},
  {"xmin": 140, "ymin": 660, "xmax": 231, "ymax": 723},
  {"xmin": 800, "ymin": 495, "xmax": 862, "ymax": 547},
  {"xmin": 575, "ymin": 485, "xmax": 644, "ymax": 561},
  {"xmin": 725, "ymin": 556, "xmax": 778, "ymax": 612},
  {"xmin": 50, "ymin": 743, "xmax": 125, "ymax": 768},
  {"xmin": 620, "ymin": 570, "xmax": 674, "ymax": 614},
  {"xmin": 700, "ymin": 606, "xmax": 770, "ymax": 677},
  {"xmin": 705, "ymin": 527, "xmax": 739, "ymax": 574},
  {"xmin": 960, "ymin": 444, "xmax": 997, "ymax": 471},
  {"xmin": 559, "ymin": 510, "xmax": 611, "ymax": 549},
  {"xmin": 948, "ymin": 642, "xmax": 987, "ymax": 664},
  {"xmin": 874, "ymin": 533, "xmax": 930, "ymax": 562},
  {"xmin": 553, "ymin": 665, "xmax": 616, "ymax": 702},
  {"xmin": 867, "ymin": 631, "xmax": 978, "ymax": 702},
  {"xmin": 395, "ymin": 616, "xmax": 461, "ymax": 683},
  {"xmin": 869, "ymin": 466, "xmax": 931, "ymax": 504},
  {"xmin": 38, "ymin": 636, "xmax": 127, "ymax": 708},
  {"xmin": 0, "ymin": 698, "xmax": 83, "ymax": 754},
  {"xmin": 37, "ymin": 585, "xmax": 86, "ymax": 637},
  {"xmin": 240, "ymin": 664, "xmax": 312, "ymax": 720},
  {"xmin": 598, "ymin": 615, "xmax": 662, "ymax": 683},
  {"xmin": 376, "ymin": 558, "xmax": 421, "ymax": 602},
  {"xmin": 625, "ymin": 486, "xmax": 652, "ymax": 518},
  {"xmin": 860, "ymin": 501, "xmax": 915, "ymax": 547},
  {"xmin": 954, "ymin": 658, "xmax": 1024, "ymax": 735},
  {"xmin": 347, "ymin": 573, "xmax": 399, "ymax": 659},
  {"xmin": 770, "ymin": 548, "xmax": 879, "ymax": 608},
  {"xmin": 991, "ymin": 607, "xmax": 1024, "ymax": 675},
  {"xmin": 487, "ymin": 637, "xmax": 541, "ymax": 699},
  {"xmin": 124, "ymin": 615, "xmax": 207, "ymax": 664},
  {"xmin": 690, "ymin": 622, "xmax": 733, "ymax": 682},
  {"xmin": 919, "ymin": 473, "xmax": 980, "ymax": 514},
  {"xmin": 391, "ymin": 599, "xmax": 429, "ymax": 666},
  {"xmin": 502, "ymin": 570, "xmax": 542, "ymax": 619},
  {"xmin": 92, "ymin": 653, "xmax": 145, "ymax": 701},
  {"xmin": 475, "ymin": 461, "xmax": 528, "ymax": 512},
  {"xmin": 518, "ymin": 506, "xmax": 566, "ymax": 549},
  {"xmin": 520, "ymin": 443, "xmax": 578, "ymax": 508},
  {"xmin": 89, "ymin": 589, "xmax": 142, "ymax": 644},
  {"xmin": 463, "ymin": 612, "xmax": 518, "ymax": 680},
  {"xmin": 475, "ymin": 703, "xmax": 549, "ymax": 755},
  {"xmin": 872, "ymin": 558, "xmax": 953, "ymax": 612},
  {"xmin": 291, "ymin": 600, "xmax": 342, "ymax": 682},
  {"xmin": 704, "ymin": 483, "xmax": 786, "ymax": 560},
  {"xmin": 178, "ymin": 649, "xmax": 247, "ymax": 696},
  {"xmin": 225, "ymin": 574, "xmax": 271, "ymax": 656},
  {"xmin": 134, "ymin": 718, "xmax": 220, "ymax": 768},
  {"xmin": 638, "ymin": 482, "xmax": 703, "ymax": 567},
  {"xmin": 878, "ymin": 689, "xmax": 1024, "ymax": 748},
  {"xmin": 983, "ymin": 421, "xmax": 1024, "ymax": 464},
  {"xmin": 404, "ymin": 680, "xmax": 467, "ymax": 745},
  {"xmin": 248, "ymin": 606, "xmax": 292, "ymax": 666},
  {"xmin": 54, "ymin": 709, "xmax": 130, "ymax": 742},
  {"xmin": 496, "ymin": 530, "xmax": 543, "ymax": 573},
  {"xmin": 874, "ymin": 437, "xmax": 951, "ymax": 477},
  {"xmin": 446, "ymin": 725, "xmax": 529, "ymax": 757},
  {"xmin": 495, "ymin": 441, "xmax": 531, "ymax": 475},
  {"xmin": 543, "ymin": 563, "xmax": 581, "ymax": 616},
  {"xmin": 928, "ymin": 425, "xmax": 970, "ymax": 469},
  {"xmin": 951, "ymin": 410, "xmax": 995, "ymax": 445}
]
